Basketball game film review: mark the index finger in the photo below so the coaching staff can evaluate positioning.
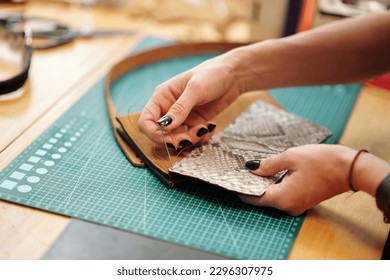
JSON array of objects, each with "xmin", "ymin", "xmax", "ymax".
[
  {"xmin": 138, "ymin": 97, "xmax": 166, "ymax": 144},
  {"xmin": 138, "ymin": 71, "xmax": 193, "ymax": 143}
]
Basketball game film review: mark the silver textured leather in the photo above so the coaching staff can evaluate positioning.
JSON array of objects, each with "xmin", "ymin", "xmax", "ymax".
[{"xmin": 169, "ymin": 101, "xmax": 332, "ymax": 196}]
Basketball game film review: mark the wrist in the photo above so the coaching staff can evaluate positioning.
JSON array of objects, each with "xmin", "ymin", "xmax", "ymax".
[
  {"xmin": 351, "ymin": 151, "xmax": 390, "ymax": 196},
  {"xmin": 227, "ymin": 40, "xmax": 279, "ymax": 93}
]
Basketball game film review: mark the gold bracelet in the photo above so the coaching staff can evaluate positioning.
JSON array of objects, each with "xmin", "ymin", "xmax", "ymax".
[{"xmin": 348, "ymin": 149, "xmax": 369, "ymax": 192}]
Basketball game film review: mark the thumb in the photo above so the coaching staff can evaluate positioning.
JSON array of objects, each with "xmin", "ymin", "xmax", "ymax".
[
  {"xmin": 245, "ymin": 152, "xmax": 291, "ymax": 176},
  {"xmin": 156, "ymin": 89, "xmax": 196, "ymax": 130}
]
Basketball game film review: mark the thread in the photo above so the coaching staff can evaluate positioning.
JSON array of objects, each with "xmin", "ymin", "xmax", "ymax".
[
  {"xmin": 159, "ymin": 130, "xmax": 174, "ymax": 167},
  {"xmin": 126, "ymin": 105, "xmax": 195, "ymax": 168}
]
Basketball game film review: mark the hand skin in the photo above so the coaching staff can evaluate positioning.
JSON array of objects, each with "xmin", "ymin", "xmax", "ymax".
[
  {"xmin": 138, "ymin": 52, "xmax": 243, "ymax": 147},
  {"xmin": 240, "ymin": 144, "xmax": 390, "ymax": 216},
  {"xmin": 138, "ymin": 11, "xmax": 390, "ymax": 147}
]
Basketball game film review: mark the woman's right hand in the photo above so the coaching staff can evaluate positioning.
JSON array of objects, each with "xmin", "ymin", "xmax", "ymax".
[{"xmin": 138, "ymin": 48, "xmax": 247, "ymax": 148}]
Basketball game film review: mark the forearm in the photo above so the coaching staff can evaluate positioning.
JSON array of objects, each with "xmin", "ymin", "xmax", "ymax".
[{"xmin": 230, "ymin": 12, "xmax": 390, "ymax": 92}]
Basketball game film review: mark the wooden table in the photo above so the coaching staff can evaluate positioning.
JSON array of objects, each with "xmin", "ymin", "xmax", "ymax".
[{"xmin": 0, "ymin": 1, "xmax": 389, "ymax": 260}]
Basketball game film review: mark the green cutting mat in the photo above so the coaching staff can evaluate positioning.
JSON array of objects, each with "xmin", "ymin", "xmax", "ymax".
[{"xmin": 0, "ymin": 37, "xmax": 361, "ymax": 260}]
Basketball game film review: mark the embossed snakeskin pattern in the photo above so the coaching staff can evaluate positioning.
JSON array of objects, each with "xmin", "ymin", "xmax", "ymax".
[{"xmin": 169, "ymin": 101, "xmax": 332, "ymax": 196}]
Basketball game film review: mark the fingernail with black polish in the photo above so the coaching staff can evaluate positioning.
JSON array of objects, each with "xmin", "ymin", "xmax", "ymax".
[
  {"xmin": 157, "ymin": 115, "xmax": 172, "ymax": 127},
  {"xmin": 207, "ymin": 123, "xmax": 216, "ymax": 133},
  {"xmin": 245, "ymin": 160, "xmax": 261, "ymax": 170},
  {"xmin": 179, "ymin": 140, "xmax": 193, "ymax": 147},
  {"xmin": 166, "ymin": 143, "xmax": 176, "ymax": 149},
  {"xmin": 196, "ymin": 127, "xmax": 209, "ymax": 137}
]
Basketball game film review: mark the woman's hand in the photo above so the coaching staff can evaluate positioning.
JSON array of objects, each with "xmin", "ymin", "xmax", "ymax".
[
  {"xmin": 241, "ymin": 144, "xmax": 356, "ymax": 216},
  {"xmin": 241, "ymin": 144, "xmax": 390, "ymax": 216},
  {"xmin": 138, "ymin": 49, "xmax": 246, "ymax": 148}
]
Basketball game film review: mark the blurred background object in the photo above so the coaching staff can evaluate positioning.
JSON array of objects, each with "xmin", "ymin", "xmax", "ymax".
[
  {"xmin": 122, "ymin": 0, "xmax": 253, "ymax": 42},
  {"xmin": 116, "ymin": 0, "xmax": 311, "ymax": 42},
  {"xmin": 0, "ymin": 13, "xmax": 32, "ymax": 100},
  {"xmin": 0, "ymin": 13, "xmax": 135, "ymax": 49},
  {"xmin": 250, "ymin": 0, "xmax": 289, "ymax": 41},
  {"xmin": 318, "ymin": 0, "xmax": 390, "ymax": 17},
  {"xmin": 0, "ymin": 0, "xmax": 26, "ymax": 3},
  {"xmin": 2, "ymin": 1, "xmax": 388, "ymax": 44}
]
